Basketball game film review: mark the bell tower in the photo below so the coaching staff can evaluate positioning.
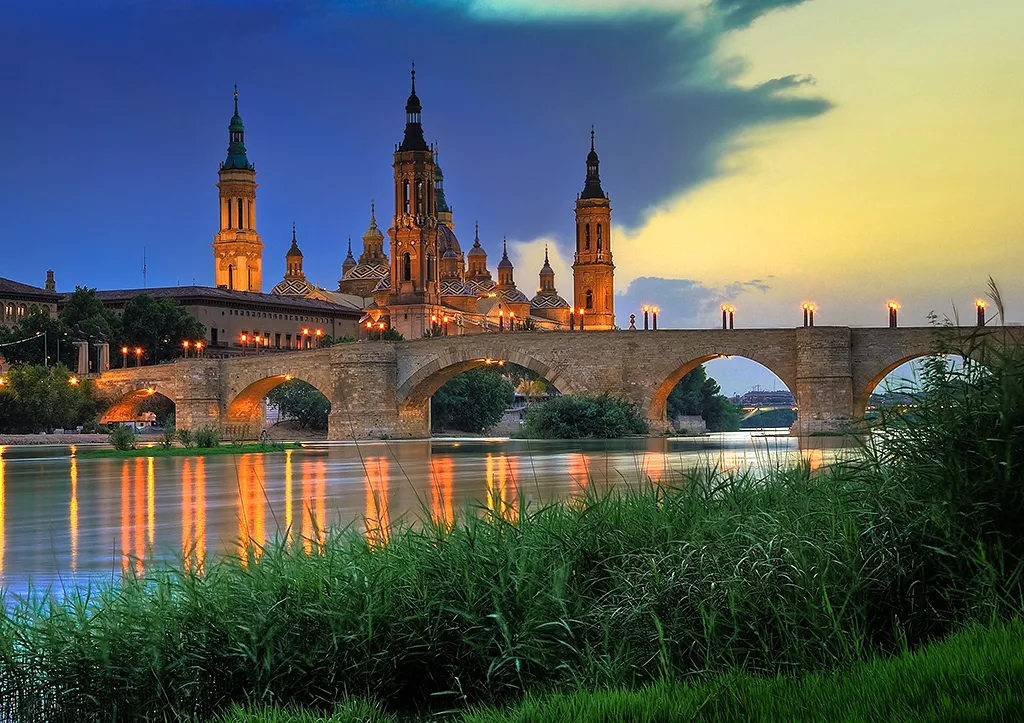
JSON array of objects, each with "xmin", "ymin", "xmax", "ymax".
[
  {"xmin": 388, "ymin": 65, "xmax": 443, "ymax": 338},
  {"xmin": 572, "ymin": 128, "xmax": 614, "ymax": 330},
  {"xmin": 213, "ymin": 86, "xmax": 263, "ymax": 292}
]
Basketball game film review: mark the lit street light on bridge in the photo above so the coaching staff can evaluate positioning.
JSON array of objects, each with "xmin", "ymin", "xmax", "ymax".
[
  {"xmin": 976, "ymin": 299, "xmax": 987, "ymax": 327},
  {"xmin": 802, "ymin": 303, "xmax": 816, "ymax": 327},
  {"xmin": 888, "ymin": 301, "xmax": 900, "ymax": 328}
]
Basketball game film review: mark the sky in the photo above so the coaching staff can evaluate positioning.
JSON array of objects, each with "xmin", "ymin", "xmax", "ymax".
[{"xmin": 1, "ymin": 0, "xmax": 1021, "ymax": 393}]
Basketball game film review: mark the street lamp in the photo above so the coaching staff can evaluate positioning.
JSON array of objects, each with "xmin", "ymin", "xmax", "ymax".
[
  {"xmin": 377, "ymin": 322, "xmax": 385, "ymax": 340},
  {"xmin": 134, "ymin": 347, "xmax": 143, "ymax": 367},
  {"xmin": 195, "ymin": 341, "xmax": 204, "ymax": 357},
  {"xmin": 509, "ymin": 311, "xmax": 516, "ymax": 331},
  {"xmin": 802, "ymin": 303, "xmax": 816, "ymax": 327},
  {"xmin": 569, "ymin": 307, "xmax": 575, "ymax": 331},
  {"xmin": 643, "ymin": 305, "xmax": 650, "ymax": 331},
  {"xmin": 182, "ymin": 340, "xmax": 190, "ymax": 359},
  {"xmin": 579, "ymin": 308, "xmax": 585, "ymax": 331},
  {"xmin": 240, "ymin": 333, "xmax": 248, "ymax": 356},
  {"xmin": 976, "ymin": 299, "xmax": 987, "ymax": 327},
  {"xmin": 68, "ymin": 376, "xmax": 79, "ymax": 386},
  {"xmin": 431, "ymin": 314, "xmax": 438, "ymax": 335},
  {"xmin": 35, "ymin": 331, "xmax": 47, "ymax": 367},
  {"xmin": 499, "ymin": 308, "xmax": 505, "ymax": 332},
  {"xmin": 121, "ymin": 346, "xmax": 129, "ymax": 368},
  {"xmin": 315, "ymin": 329, "xmax": 323, "ymax": 348},
  {"xmin": 721, "ymin": 305, "xmax": 735, "ymax": 330},
  {"xmin": 255, "ymin": 335, "xmax": 263, "ymax": 355},
  {"xmin": 888, "ymin": 301, "xmax": 900, "ymax": 328},
  {"xmin": 443, "ymin": 316, "xmax": 450, "ymax": 336},
  {"xmin": 651, "ymin": 307, "xmax": 658, "ymax": 331},
  {"xmin": 302, "ymin": 328, "xmax": 310, "ymax": 349}
]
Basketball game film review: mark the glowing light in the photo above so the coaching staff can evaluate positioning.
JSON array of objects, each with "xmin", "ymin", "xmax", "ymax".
[
  {"xmin": 888, "ymin": 301, "xmax": 900, "ymax": 310},
  {"xmin": 182, "ymin": 340, "xmax": 190, "ymax": 349},
  {"xmin": 284, "ymin": 374, "xmax": 293, "ymax": 381},
  {"xmin": 68, "ymin": 376, "xmax": 79, "ymax": 385},
  {"xmin": 976, "ymin": 299, "xmax": 987, "ymax": 309},
  {"xmin": 121, "ymin": 346, "xmax": 128, "ymax": 354},
  {"xmin": 146, "ymin": 387, "xmax": 155, "ymax": 395},
  {"xmin": 134, "ymin": 347, "xmax": 142, "ymax": 356}
]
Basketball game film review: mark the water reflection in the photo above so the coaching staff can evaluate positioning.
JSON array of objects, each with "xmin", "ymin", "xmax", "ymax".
[{"xmin": 0, "ymin": 434, "xmax": 854, "ymax": 596}]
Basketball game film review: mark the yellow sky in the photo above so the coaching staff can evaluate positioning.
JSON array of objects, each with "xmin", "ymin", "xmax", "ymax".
[{"xmin": 594, "ymin": 0, "xmax": 1024, "ymax": 327}]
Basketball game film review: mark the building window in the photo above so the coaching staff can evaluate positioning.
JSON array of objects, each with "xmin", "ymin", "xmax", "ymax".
[
  {"xmin": 597, "ymin": 223, "xmax": 602, "ymax": 251},
  {"xmin": 585, "ymin": 289, "xmax": 593, "ymax": 310},
  {"xmin": 238, "ymin": 198, "xmax": 244, "ymax": 229},
  {"xmin": 403, "ymin": 180, "xmax": 410, "ymax": 214},
  {"xmin": 275, "ymin": 333, "xmax": 281, "ymax": 348},
  {"xmin": 211, "ymin": 328, "xmax": 219, "ymax": 345},
  {"xmin": 228, "ymin": 264, "xmax": 234, "ymax": 288},
  {"xmin": 415, "ymin": 180, "xmax": 424, "ymax": 216},
  {"xmin": 286, "ymin": 333, "xmax": 292, "ymax": 348},
  {"xmin": 585, "ymin": 224, "xmax": 591, "ymax": 250},
  {"xmin": 227, "ymin": 199, "xmax": 233, "ymax": 229},
  {"xmin": 402, "ymin": 253, "xmax": 412, "ymax": 281}
]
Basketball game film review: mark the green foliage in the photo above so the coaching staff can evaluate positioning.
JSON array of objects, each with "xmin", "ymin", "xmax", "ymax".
[
  {"xmin": 319, "ymin": 335, "xmax": 355, "ymax": 348},
  {"xmin": 0, "ymin": 364, "xmax": 96, "ymax": 433},
  {"xmin": 431, "ymin": 367, "xmax": 514, "ymax": 433},
  {"xmin": 380, "ymin": 328, "xmax": 404, "ymax": 341},
  {"xmin": 119, "ymin": 293, "xmax": 206, "ymax": 364},
  {"xmin": 59, "ymin": 286, "xmax": 120, "ymax": 344},
  {"xmin": 740, "ymin": 408, "xmax": 797, "ymax": 429},
  {"xmin": 464, "ymin": 619, "xmax": 1024, "ymax": 723},
  {"xmin": 218, "ymin": 700, "xmax": 396, "ymax": 723},
  {"xmin": 160, "ymin": 423, "xmax": 177, "ymax": 449},
  {"xmin": 266, "ymin": 380, "xmax": 331, "ymax": 431},
  {"xmin": 107, "ymin": 424, "xmax": 137, "ymax": 451},
  {"xmin": 193, "ymin": 425, "xmax": 221, "ymax": 449},
  {"xmin": 666, "ymin": 365, "xmax": 742, "ymax": 432},
  {"xmin": 176, "ymin": 428, "xmax": 193, "ymax": 448},
  {"xmin": 519, "ymin": 394, "xmax": 649, "ymax": 438},
  {"xmin": 0, "ymin": 309, "xmax": 76, "ymax": 368}
]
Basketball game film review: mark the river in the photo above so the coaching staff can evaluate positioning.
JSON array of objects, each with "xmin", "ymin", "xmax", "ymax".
[{"xmin": 0, "ymin": 433, "xmax": 843, "ymax": 597}]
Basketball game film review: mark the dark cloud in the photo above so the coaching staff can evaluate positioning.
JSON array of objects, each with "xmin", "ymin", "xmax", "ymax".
[
  {"xmin": 616, "ymin": 276, "xmax": 771, "ymax": 327},
  {"xmin": 711, "ymin": 0, "xmax": 811, "ymax": 30}
]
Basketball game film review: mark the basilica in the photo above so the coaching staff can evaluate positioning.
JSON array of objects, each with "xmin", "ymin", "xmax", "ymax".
[{"xmin": 216, "ymin": 70, "xmax": 615, "ymax": 339}]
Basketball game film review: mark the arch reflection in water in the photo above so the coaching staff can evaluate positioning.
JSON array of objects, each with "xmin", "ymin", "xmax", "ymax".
[
  {"xmin": 485, "ymin": 453, "xmax": 517, "ymax": 523},
  {"xmin": 364, "ymin": 457, "xmax": 390, "ymax": 547},
  {"xmin": 181, "ymin": 458, "xmax": 207, "ymax": 571},
  {"xmin": 431, "ymin": 456, "xmax": 454, "ymax": 530},
  {"xmin": 237, "ymin": 454, "xmax": 267, "ymax": 563}
]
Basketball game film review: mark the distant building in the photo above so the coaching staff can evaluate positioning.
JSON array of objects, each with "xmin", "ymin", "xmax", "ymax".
[{"xmin": 0, "ymin": 271, "xmax": 59, "ymax": 328}]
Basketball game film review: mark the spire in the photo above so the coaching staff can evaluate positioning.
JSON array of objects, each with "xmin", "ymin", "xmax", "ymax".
[
  {"xmin": 343, "ymin": 235, "xmax": 356, "ymax": 270},
  {"xmin": 497, "ymin": 237, "xmax": 514, "ymax": 269},
  {"xmin": 581, "ymin": 126, "xmax": 605, "ymax": 199},
  {"xmin": 434, "ymin": 146, "xmax": 451, "ymax": 214},
  {"xmin": 370, "ymin": 201, "xmax": 376, "ymax": 224},
  {"xmin": 223, "ymin": 85, "xmax": 253, "ymax": 170},
  {"xmin": 400, "ymin": 63, "xmax": 429, "ymax": 152},
  {"xmin": 287, "ymin": 223, "xmax": 302, "ymax": 257}
]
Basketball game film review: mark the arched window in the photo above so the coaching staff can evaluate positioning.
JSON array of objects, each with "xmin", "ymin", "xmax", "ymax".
[
  {"xmin": 4, "ymin": 303, "xmax": 12, "ymax": 321},
  {"xmin": 585, "ymin": 289, "xmax": 593, "ymax": 310},
  {"xmin": 227, "ymin": 199, "xmax": 233, "ymax": 229},
  {"xmin": 597, "ymin": 223, "xmax": 602, "ymax": 251},
  {"xmin": 247, "ymin": 267, "xmax": 252, "ymax": 290},
  {"xmin": 403, "ymin": 181, "xmax": 411, "ymax": 215},
  {"xmin": 585, "ymin": 224, "xmax": 591, "ymax": 250},
  {"xmin": 237, "ymin": 198, "xmax": 244, "ymax": 229},
  {"xmin": 17, "ymin": 304, "xmax": 27, "ymax": 318},
  {"xmin": 228, "ymin": 264, "xmax": 234, "ymax": 289},
  {"xmin": 402, "ymin": 253, "xmax": 412, "ymax": 281},
  {"xmin": 415, "ymin": 180, "xmax": 424, "ymax": 216}
]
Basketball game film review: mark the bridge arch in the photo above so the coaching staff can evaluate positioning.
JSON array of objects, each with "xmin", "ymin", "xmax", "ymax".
[
  {"xmin": 855, "ymin": 351, "xmax": 969, "ymax": 419},
  {"xmin": 397, "ymin": 345, "xmax": 583, "ymax": 410},
  {"xmin": 224, "ymin": 369, "xmax": 334, "ymax": 437},
  {"xmin": 99, "ymin": 386, "xmax": 177, "ymax": 425},
  {"xmin": 647, "ymin": 351, "xmax": 797, "ymax": 427}
]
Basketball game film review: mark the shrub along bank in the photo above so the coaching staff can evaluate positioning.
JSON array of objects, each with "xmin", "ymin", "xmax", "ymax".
[
  {"xmin": 0, "ymin": 334, "xmax": 1021, "ymax": 721},
  {"xmin": 517, "ymin": 394, "xmax": 649, "ymax": 438}
]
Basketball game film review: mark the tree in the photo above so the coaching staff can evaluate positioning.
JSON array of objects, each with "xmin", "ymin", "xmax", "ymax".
[
  {"xmin": 666, "ymin": 365, "xmax": 742, "ymax": 432},
  {"xmin": 0, "ymin": 309, "xmax": 75, "ymax": 368},
  {"xmin": 265, "ymin": 380, "xmax": 331, "ymax": 430},
  {"xmin": 431, "ymin": 367, "xmax": 515, "ymax": 433},
  {"xmin": 60, "ymin": 287, "xmax": 120, "ymax": 344},
  {"xmin": 119, "ymin": 294, "xmax": 206, "ymax": 364},
  {"xmin": 0, "ymin": 364, "xmax": 96, "ymax": 433}
]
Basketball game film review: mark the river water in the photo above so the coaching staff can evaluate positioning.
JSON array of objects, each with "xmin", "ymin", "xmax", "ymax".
[{"xmin": 0, "ymin": 433, "xmax": 842, "ymax": 597}]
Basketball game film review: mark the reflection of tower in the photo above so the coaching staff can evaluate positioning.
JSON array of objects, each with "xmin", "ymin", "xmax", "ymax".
[
  {"xmin": 388, "ymin": 66, "xmax": 443, "ymax": 338},
  {"xmin": 572, "ymin": 128, "xmax": 614, "ymax": 330},
  {"xmin": 213, "ymin": 86, "xmax": 263, "ymax": 291}
]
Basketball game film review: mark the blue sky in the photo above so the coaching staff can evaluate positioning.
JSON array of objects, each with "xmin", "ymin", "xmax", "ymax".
[{"xmin": 1, "ymin": 0, "xmax": 1020, "ymax": 394}]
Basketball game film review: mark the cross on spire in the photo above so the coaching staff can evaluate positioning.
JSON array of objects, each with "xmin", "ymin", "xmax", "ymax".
[
  {"xmin": 591, "ymin": 125, "xmax": 595, "ymax": 151},
  {"xmin": 234, "ymin": 84, "xmax": 239, "ymax": 114}
]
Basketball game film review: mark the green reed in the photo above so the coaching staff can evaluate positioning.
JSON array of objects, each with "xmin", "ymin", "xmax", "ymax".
[{"xmin": 1, "ymin": 334, "xmax": 1022, "ymax": 722}]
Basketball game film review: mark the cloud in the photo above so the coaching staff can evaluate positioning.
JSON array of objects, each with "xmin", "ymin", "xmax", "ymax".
[
  {"xmin": 616, "ymin": 276, "xmax": 771, "ymax": 328},
  {"xmin": 711, "ymin": 0, "xmax": 810, "ymax": 29}
]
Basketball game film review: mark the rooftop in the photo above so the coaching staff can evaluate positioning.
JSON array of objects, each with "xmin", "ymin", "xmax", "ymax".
[
  {"xmin": 82, "ymin": 285, "xmax": 362, "ymax": 314},
  {"xmin": 0, "ymin": 277, "xmax": 59, "ymax": 299}
]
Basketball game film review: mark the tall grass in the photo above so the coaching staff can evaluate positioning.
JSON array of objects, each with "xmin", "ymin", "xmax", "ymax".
[{"xmin": 0, "ymin": 335, "xmax": 1021, "ymax": 721}]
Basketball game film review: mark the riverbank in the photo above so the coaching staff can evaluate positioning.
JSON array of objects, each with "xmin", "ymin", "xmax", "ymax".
[
  {"xmin": 0, "ymin": 433, "xmax": 109, "ymax": 445},
  {"xmin": 219, "ymin": 617, "xmax": 1024, "ymax": 722},
  {"xmin": 77, "ymin": 441, "xmax": 303, "ymax": 459}
]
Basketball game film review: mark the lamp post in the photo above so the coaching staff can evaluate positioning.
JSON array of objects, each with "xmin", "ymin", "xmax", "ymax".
[
  {"xmin": 643, "ymin": 305, "xmax": 650, "ymax": 331},
  {"xmin": 976, "ymin": 299, "xmax": 987, "ymax": 327},
  {"xmin": 255, "ymin": 335, "xmax": 263, "ymax": 355},
  {"xmin": 195, "ymin": 341, "xmax": 204, "ymax": 357},
  {"xmin": 888, "ymin": 301, "xmax": 900, "ymax": 328},
  {"xmin": 721, "ymin": 304, "xmax": 728, "ymax": 330},
  {"xmin": 365, "ymin": 321, "xmax": 373, "ymax": 340},
  {"xmin": 302, "ymin": 328, "xmax": 310, "ymax": 349},
  {"xmin": 726, "ymin": 305, "xmax": 735, "ymax": 329},
  {"xmin": 579, "ymin": 308, "xmax": 585, "ymax": 331},
  {"xmin": 121, "ymin": 346, "xmax": 128, "ymax": 368},
  {"xmin": 240, "ymin": 334, "xmax": 248, "ymax": 356},
  {"xmin": 431, "ymin": 314, "xmax": 438, "ymax": 336},
  {"xmin": 315, "ymin": 329, "xmax": 323, "ymax": 348},
  {"xmin": 509, "ymin": 311, "xmax": 516, "ymax": 331},
  {"xmin": 569, "ymin": 308, "xmax": 575, "ymax": 331},
  {"xmin": 134, "ymin": 347, "xmax": 143, "ymax": 367},
  {"xmin": 182, "ymin": 340, "xmax": 190, "ymax": 359},
  {"xmin": 801, "ymin": 303, "xmax": 816, "ymax": 327},
  {"xmin": 651, "ymin": 307, "xmax": 658, "ymax": 331},
  {"xmin": 443, "ymin": 316, "xmax": 450, "ymax": 336},
  {"xmin": 499, "ymin": 309, "xmax": 504, "ymax": 332},
  {"xmin": 378, "ymin": 322, "xmax": 386, "ymax": 340}
]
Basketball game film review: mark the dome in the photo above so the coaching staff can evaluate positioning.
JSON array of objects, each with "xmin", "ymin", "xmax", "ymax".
[
  {"xmin": 437, "ymin": 224, "xmax": 462, "ymax": 256},
  {"xmin": 373, "ymin": 275, "xmax": 392, "ymax": 293},
  {"xmin": 500, "ymin": 288, "xmax": 529, "ymax": 304},
  {"xmin": 440, "ymin": 279, "xmax": 476, "ymax": 297},
  {"xmin": 496, "ymin": 238, "xmax": 513, "ymax": 270},
  {"xmin": 229, "ymin": 112, "xmax": 244, "ymax": 132},
  {"xmin": 539, "ymin": 246, "xmax": 554, "ymax": 277},
  {"xmin": 467, "ymin": 278, "xmax": 496, "ymax": 295},
  {"xmin": 442, "ymin": 245, "xmax": 458, "ymax": 260},
  {"xmin": 286, "ymin": 224, "xmax": 302, "ymax": 257},
  {"xmin": 531, "ymin": 292, "xmax": 570, "ymax": 309},
  {"xmin": 272, "ymin": 278, "xmax": 313, "ymax": 297},
  {"xmin": 362, "ymin": 205, "xmax": 384, "ymax": 243},
  {"xmin": 344, "ymin": 263, "xmax": 389, "ymax": 282}
]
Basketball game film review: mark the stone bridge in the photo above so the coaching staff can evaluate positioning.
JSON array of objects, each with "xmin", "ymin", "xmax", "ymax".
[{"xmin": 88, "ymin": 326, "xmax": 1021, "ymax": 439}]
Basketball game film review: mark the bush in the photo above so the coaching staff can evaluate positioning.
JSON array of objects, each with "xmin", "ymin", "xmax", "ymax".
[
  {"xmin": 519, "ymin": 394, "xmax": 649, "ymax": 438},
  {"xmin": 176, "ymin": 428, "xmax": 193, "ymax": 448},
  {"xmin": 194, "ymin": 425, "xmax": 221, "ymax": 449},
  {"xmin": 266, "ymin": 380, "xmax": 331, "ymax": 431},
  {"xmin": 107, "ymin": 424, "xmax": 136, "ymax": 450},
  {"xmin": 160, "ymin": 423, "xmax": 177, "ymax": 449}
]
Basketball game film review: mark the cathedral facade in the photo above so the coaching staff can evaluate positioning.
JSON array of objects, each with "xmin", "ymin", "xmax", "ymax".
[{"xmin": 255, "ymin": 69, "xmax": 615, "ymax": 338}]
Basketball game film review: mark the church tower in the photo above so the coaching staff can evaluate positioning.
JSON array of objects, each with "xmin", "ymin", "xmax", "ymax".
[
  {"xmin": 572, "ymin": 128, "xmax": 614, "ymax": 330},
  {"xmin": 388, "ymin": 66, "xmax": 443, "ymax": 338},
  {"xmin": 213, "ymin": 87, "xmax": 263, "ymax": 292}
]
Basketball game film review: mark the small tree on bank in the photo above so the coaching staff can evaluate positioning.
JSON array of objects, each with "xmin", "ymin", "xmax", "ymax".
[
  {"xmin": 431, "ymin": 368, "xmax": 514, "ymax": 434},
  {"xmin": 519, "ymin": 394, "xmax": 649, "ymax": 439}
]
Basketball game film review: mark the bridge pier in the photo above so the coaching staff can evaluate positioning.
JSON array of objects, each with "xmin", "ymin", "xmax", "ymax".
[{"xmin": 791, "ymin": 327, "xmax": 857, "ymax": 436}]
